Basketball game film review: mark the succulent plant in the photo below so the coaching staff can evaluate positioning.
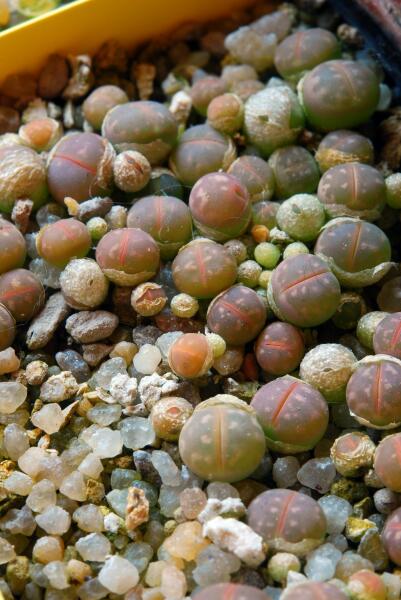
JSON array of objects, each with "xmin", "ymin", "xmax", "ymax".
[
  {"xmin": 168, "ymin": 333, "xmax": 213, "ymax": 379},
  {"xmin": 315, "ymin": 130, "xmax": 374, "ymax": 173},
  {"xmin": 0, "ymin": 268, "xmax": 45, "ymax": 322},
  {"xmin": 0, "ymin": 303, "xmax": 16, "ymax": 351},
  {"xmin": 82, "ymin": 85, "xmax": 129, "ymax": 130},
  {"xmin": 255, "ymin": 321, "xmax": 305, "ymax": 376},
  {"xmin": 330, "ymin": 432, "xmax": 376, "ymax": 478},
  {"xmin": 374, "ymin": 433, "xmax": 401, "ymax": 492},
  {"xmin": 207, "ymin": 92, "xmax": 244, "ymax": 135},
  {"xmin": 190, "ymin": 76, "xmax": 228, "ymax": 116},
  {"xmin": 228, "ymin": 155, "xmax": 275, "ymax": 203},
  {"xmin": 36, "ymin": 218, "xmax": 91, "ymax": 267},
  {"xmin": 382, "ymin": 507, "xmax": 401, "ymax": 566},
  {"xmin": 150, "ymin": 396, "xmax": 193, "ymax": 442},
  {"xmin": 0, "ymin": 219, "xmax": 26, "ymax": 274},
  {"xmin": 0, "ymin": 144, "xmax": 48, "ymax": 213},
  {"xmin": 372, "ymin": 312, "xmax": 401, "ymax": 359},
  {"xmin": 251, "ymin": 200, "xmax": 279, "ymax": 229},
  {"xmin": 268, "ymin": 145, "xmax": 320, "ymax": 198},
  {"xmin": 281, "ymin": 581, "xmax": 348, "ymax": 600},
  {"xmin": 276, "ymin": 193, "xmax": 325, "ymax": 242}
]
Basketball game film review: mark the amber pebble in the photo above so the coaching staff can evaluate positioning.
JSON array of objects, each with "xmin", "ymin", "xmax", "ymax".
[{"xmin": 0, "ymin": 269, "xmax": 45, "ymax": 322}]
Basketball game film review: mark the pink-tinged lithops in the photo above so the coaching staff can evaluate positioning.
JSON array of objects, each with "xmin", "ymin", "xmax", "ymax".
[
  {"xmin": 315, "ymin": 219, "xmax": 392, "ymax": 288},
  {"xmin": 207, "ymin": 93, "xmax": 244, "ymax": 135},
  {"xmin": 189, "ymin": 172, "xmax": 252, "ymax": 242},
  {"xmin": 192, "ymin": 583, "xmax": 271, "ymax": 600},
  {"xmin": 268, "ymin": 145, "xmax": 320, "ymax": 199},
  {"xmin": 244, "ymin": 87, "xmax": 305, "ymax": 157},
  {"xmin": 267, "ymin": 254, "xmax": 341, "ymax": 328},
  {"xmin": 0, "ymin": 219, "xmax": 26, "ymax": 274},
  {"xmin": 169, "ymin": 124, "xmax": 236, "ymax": 187},
  {"xmin": 0, "ymin": 303, "xmax": 16, "ymax": 351},
  {"xmin": 127, "ymin": 195, "xmax": 192, "ymax": 260},
  {"xmin": 36, "ymin": 218, "xmax": 91, "ymax": 268},
  {"xmin": 179, "ymin": 394, "xmax": 265, "ymax": 482},
  {"xmin": 357, "ymin": 311, "xmax": 389, "ymax": 349},
  {"xmin": 315, "ymin": 130, "xmax": 375, "ymax": 173},
  {"xmin": 281, "ymin": 581, "xmax": 348, "ymax": 600},
  {"xmin": 274, "ymin": 28, "xmax": 340, "ymax": 83},
  {"xmin": 168, "ymin": 333, "xmax": 213, "ymax": 379},
  {"xmin": 172, "ymin": 239, "xmax": 237, "ymax": 299},
  {"xmin": 347, "ymin": 570, "xmax": 387, "ymax": 600},
  {"xmin": 251, "ymin": 375, "xmax": 329, "ymax": 453},
  {"xmin": 346, "ymin": 355, "xmax": 401, "ymax": 429},
  {"xmin": 0, "ymin": 269, "xmax": 45, "ymax": 322},
  {"xmin": 251, "ymin": 200, "xmax": 279, "ymax": 229},
  {"xmin": 206, "ymin": 285, "xmax": 267, "ymax": 346},
  {"xmin": 373, "ymin": 312, "xmax": 401, "ymax": 359},
  {"xmin": 95, "ymin": 228, "xmax": 160, "ymax": 286},
  {"xmin": 190, "ymin": 76, "xmax": 227, "ymax": 116},
  {"xmin": 247, "ymin": 489, "xmax": 327, "ymax": 556},
  {"xmin": 255, "ymin": 322, "xmax": 305, "ymax": 376},
  {"xmin": 82, "ymin": 85, "xmax": 129, "ymax": 130},
  {"xmin": 382, "ymin": 507, "xmax": 401, "ymax": 566},
  {"xmin": 102, "ymin": 100, "xmax": 178, "ymax": 165},
  {"xmin": 374, "ymin": 433, "xmax": 401, "ymax": 492},
  {"xmin": 317, "ymin": 163, "xmax": 385, "ymax": 221},
  {"xmin": 299, "ymin": 60, "xmax": 380, "ymax": 131},
  {"xmin": 227, "ymin": 155, "xmax": 275, "ymax": 203},
  {"xmin": 0, "ymin": 144, "xmax": 48, "ymax": 213}
]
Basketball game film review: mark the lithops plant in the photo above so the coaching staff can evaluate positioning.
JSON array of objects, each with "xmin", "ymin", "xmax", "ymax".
[
  {"xmin": 382, "ymin": 507, "xmax": 401, "ymax": 566},
  {"xmin": 228, "ymin": 155, "xmax": 275, "ymax": 203},
  {"xmin": 347, "ymin": 570, "xmax": 387, "ymax": 600},
  {"xmin": 0, "ymin": 269, "xmax": 45, "ymax": 322},
  {"xmin": 168, "ymin": 333, "xmax": 214, "ymax": 379},
  {"xmin": 300, "ymin": 343, "xmax": 358, "ymax": 403},
  {"xmin": 150, "ymin": 397, "xmax": 193, "ymax": 442},
  {"xmin": 252, "ymin": 200, "xmax": 279, "ymax": 229},
  {"xmin": 267, "ymin": 254, "xmax": 341, "ymax": 328},
  {"xmin": 207, "ymin": 93, "xmax": 244, "ymax": 135},
  {"xmin": 0, "ymin": 219, "xmax": 26, "ymax": 274},
  {"xmin": 0, "ymin": 303, "xmax": 16, "ymax": 351},
  {"xmin": 373, "ymin": 312, "xmax": 401, "ymax": 359},
  {"xmin": 276, "ymin": 193, "xmax": 325, "ymax": 242},
  {"xmin": 36, "ymin": 218, "xmax": 92, "ymax": 267},
  {"xmin": 357, "ymin": 311, "xmax": 389, "ymax": 350},
  {"xmin": 314, "ymin": 218, "xmax": 392, "ymax": 288},
  {"xmin": 206, "ymin": 285, "xmax": 267, "ymax": 346},
  {"xmin": 317, "ymin": 162, "xmax": 386, "ymax": 221},
  {"xmin": 346, "ymin": 355, "xmax": 401, "ymax": 429},
  {"xmin": 331, "ymin": 291, "xmax": 367, "ymax": 330},
  {"xmin": 281, "ymin": 582, "xmax": 348, "ymax": 600},
  {"xmin": 330, "ymin": 432, "xmax": 376, "ymax": 478},
  {"xmin": 247, "ymin": 489, "xmax": 327, "ymax": 556},
  {"xmin": 255, "ymin": 322, "xmax": 305, "ymax": 376},
  {"xmin": 374, "ymin": 433, "xmax": 401, "ymax": 493},
  {"xmin": 315, "ymin": 130, "xmax": 375, "ymax": 173},
  {"xmin": 299, "ymin": 59, "xmax": 380, "ymax": 131},
  {"xmin": 251, "ymin": 375, "xmax": 329, "ymax": 453},
  {"xmin": 179, "ymin": 394, "xmax": 265, "ymax": 482},
  {"xmin": 0, "ymin": 144, "xmax": 48, "ymax": 213}
]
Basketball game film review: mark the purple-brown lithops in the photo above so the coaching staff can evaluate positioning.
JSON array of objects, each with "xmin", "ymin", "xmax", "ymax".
[
  {"xmin": 0, "ymin": 303, "xmax": 16, "ymax": 351},
  {"xmin": 373, "ymin": 312, "xmax": 401, "ymax": 360},
  {"xmin": 0, "ymin": 219, "xmax": 26, "ymax": 274},
  {"xmin": 374, "ymin": 433, "xmax": 401, "ymax": 493},
  {"xmin": 382, "ymin": 507, "xmax": 401, "ymax": 566},
  {"xmin": 255, "ymin": 322, "xmax": 305, "ymax": 376},
  {"xmin": 227, "ymin": 155, "xmax": 275, "ymax": 203},
  {"xmin": 0, "ymin": 268, "xmax": 45, "ymax": 322},
  {"xmin": 315, "ymin": 130, "xmax": 375, "ymax": 173},
  {"xmin": 36, "ymin": 218, "xmax": 92, "ymax": 267}
]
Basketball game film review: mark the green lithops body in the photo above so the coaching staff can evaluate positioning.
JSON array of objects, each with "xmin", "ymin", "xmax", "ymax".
[
  {"xmin": 0, "ymin": 303, "xmax": 16, "ymax": 351},
  {"xmin": 299, "ymin": 59, "xmax": 380, "ymax": 131},
  {"xmin": 385, "ymin": 173, "xmax": 401, "ymax": 209},
  {"xmin": 244, "ymin": 86, "xmax": 305, "ymax": 157},
  {"xmin": 268, "ymin": 145, "xmax": 320, "ymax": 198},
  {"xmin": 314, "ymin": 218, "xmax": 392, "ymax": 288},
  {"xmin": 357, "ymin": 311, "xmax": 389, "ymax": 349},
  {"xmin": 179, "ymin": 394, "xmax": 265, "ymax": 482},
  {"xmin": 276, "ymin": 193, "xmax": 325, "ymax": 242},
  {"xmin": 315, "ymin": 130, "xmax": 374, "ymax": 173}
]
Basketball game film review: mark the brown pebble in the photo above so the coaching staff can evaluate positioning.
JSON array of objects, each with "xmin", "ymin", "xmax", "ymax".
[
  {"xmin": 65, "ymin": 311, "xmax": 119, "ymax": 344},
  {"xmin": 125, "ymin": 486, "xmax": 149, "ymax": 530}
]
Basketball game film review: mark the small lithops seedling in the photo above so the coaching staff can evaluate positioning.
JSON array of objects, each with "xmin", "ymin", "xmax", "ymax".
[
  {"xmin": 192, "ymin": 583, "xmax": 271, "ymax": 600},
  {"xmin": 47, "ymin": 132, "xmax": 115, "ymax": 204},
  {"xmin": 357, "ymin": 311, "xmax": 389, "ymax": 349},
  {"xmin": 346, "ymin": 355, "xmax": 401, "ymax": 428},
  {"xmin": 317, "ymin": 163, "xmax": 386, "ymax": 221},
  {"xmin": 190, "ymin": 76, "xmax": 228, "ymax": 116},
  {"xmin": 267, "ymin": 254, "xmax": 341, "ymax": 328},
  {"xmin": 127, "ymin": 195, "xmax": 192, "ymax": 260},
  {"xmin": 281, "ymin": 581, "xmax": 348, "ymax": 600},
  {"xmin": 82, "ymin": 85, "xmax": 129, "ymax": 130},
  {"xmin": 300, "ymin": 343, "xmax": 357, "ymax": 403},
  {"xmin": 102, "ymin": 100, "xmax": 178, "ymax": 165},
  {"xmin": 228, "ymin": 155, "xmax": 275, "ymax": 203},
  {"xmin": 172, "ymin": 239, "xmax": 237, "ymax": 299},
  {"xmin": 179, "ymin": 394, "xmax": 265, "ymax": 482},
  {"xmin": 206, "ymin": 285, "xmax": 267, "ymax": 346},
  {"xmin": 247, "ymin": 489, "xmax": 327, "ymax": 556},
  {"xmin": 374, "ymin": 433, "xmax": 401, "ymax": 492},
  {"xmin": 330, "ymin": 432, "xmax": 376, "ymax": 477},
  {"xmin": 255, "ymin": 321, "xmax": 305, "ymax": 376},
  {"xmin": 0, "ymin": 219, "xmax": 26, "ymax": 274},
  {"xmin": 268, "ymin": 145, "xmax": 320, "ymax": 198},
  {"xmin": 189, "ymin": 172, "xmax": 252, "ymax": 242},
  {"xmin": 299, "ymin": 59, "xmax": 380, "ymax": 131},
  {"xmin": 207, "ymin": 93, "xmax": 244, "ymax": 135},
  {"xmin": 95, "ymin": 227, "xmax": 160, "ymax": 286},
  {"xmin": 276, "ymin": 193, "xmax": 325, "ymax": 242},
  {"xmin": 0, "ymin": 268, "xmax": 45, "ymax": 322},
  {"xmin": 0, "ymin": 144, "xmax": 48, "ymax": 213},
  {"xmin": 0, "ymin": 303, "xmax": 16, "ymax": 351},
  {"xmin": 131, "ymin": 282, "xmax": 167, "ymax": 317},
  {"xmin": 19, "ymin": 117, "xmax": 62, "ymax": 152},
  {"xmin": 251, "ymin": 375, "xmax": 329, "ymax": 453},
  {"xmin": 382, "ymin": 506, "xmax": 401, "ymax": 566},
  {"xmin": 168, "ymin": 333, "xmax": 213, "ymax": 379},
  {"xmin": 331, "ymin": 292, "xmax": 367, "ymax": 330},
  {"xmin": 36, "ymin": 218, "xmax": 92, "ymax": 267},
  {"xmin": 169, "ymin": 124, "xmax": 236, "ymax": 186},
  {"xmin": 314, "ymin": 218, "xmax": 392, "ymax": 288},
  {"xmin": 373, "ymin": 312, "xmax": 401, "ymax": 359},
  {"xmin": 315, "ymin": 130, "xmax": 374, "ymax": 173},
  {"xmin": 274, "ymin": 28, "xmax": 340, "ymax": 83},
  {"xmin": 151, "ymin": 396, "xmax": 193, "ymax": 442},
  {"xmin": 377, "ymin": 276, "xmax": 401, "ymax": 313},
  {"xmin": 252, "ymin": 200, "xmax": 279, "ymax": 229},
  {"xmin": 347, "ymin": 570, "xmax": 387, "ymax": 600}
]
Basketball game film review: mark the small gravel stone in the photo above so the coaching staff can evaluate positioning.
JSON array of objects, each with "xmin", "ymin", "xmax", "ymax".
[
  {"xmin": 272, "ymin": 456, "xmax": 300, "ymax": 488},
  {"xmin": 0, "ymin": 347, "xmax": 20, "ymax": 374},
  {"xmin": 304, "ymin": 543, "xmax": 342, "ymax": 581},
  {"xmin": 297, "ymin": 458, "xmax": 337, "ymax": 494},
  {"xmin": 66, "ymin": 310, "xmax": 119, "ymax": 343},
  {"xmin": 40, "ymin": 371, "xmax": 78, "ymax": 402},
  {"xmin": 98, "ymin": 555, "xmax": 139, "ymax": 594},
  {"xmin": 133, "ymin": 344, "xmax": 162, "ymax": 374},
  {"xmin": 0, "ymin": 382, "xmax": 27, "ymax": 414},
  {"xmin": 55, "ymin": 350, "xmax": 91, "ymax": 383},
  {"xmin": 203, "ymin": 516, "xmax": 266, "ymax": 567},
  {"xmin": 31, "ymin": 403, "xmax": 64, "ymax": 434},
  {"xmin": 35, "ymin": 506, "xmax": 71, "ymax": 535},
  {"xmin": 318, "ymin": 495, "xmax": 353, "ymax": 534},
  {"xmin": 26, "ymin": 293, "xmax": 71, "ymax": 350}
]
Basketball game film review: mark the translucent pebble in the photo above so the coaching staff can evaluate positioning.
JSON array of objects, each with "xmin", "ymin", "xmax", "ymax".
[
  {"xmin": 382, "ymin": 572, "xmax": 401, "ymax": 600},
  {"xmin": 78, "ymin": 453, "xmax": 104, "ymax": 479},
  {"xmin": 151, "ymin": 450, "xmax": 182, "ymax": 486},
  {"xmin": 110, "ymin": 468, "xmax": 141, "ymax": 489},
  {"xmin": 42, "ymin": 561, "xmax": 69, "ymax": 590},
  {"xmin": 120, "ymin": 417, "xmax": 156, "ymax": 450},
  {"xmin": 318, "ymin": 495, "xmax": 353, "ymax": 534},
  {"xmin": 272, "ymin": 456, "xmax": 300, "ymax": 488},
  {"xmin": 164, "ymin": 521, "xmax": 209, "ymax": 561},
  {"xmin": 60, "ymin": 470, "xmax": 87, "ymax": 501},
  {"xmin": 87, "ymin": 427, "xmax": 123, "ymax": 458},
  {"xmin": 327, "ymin": 533, "xmax": 348, "ymax": 552},
  {"xmin": 124, "ymin": 542, "xmax": 154, "ymax": 574},
  {"xmin": 159, "ymin": 485, "xmax": 182, "ymax": 518},
  {"xmin": 106, "ymin": 488, "xmax": 129, "ymax": 518},
  {"xmin": 17, "ymin": 447, "xmax": 46, "ymax": 478},
  {"xmin": 160, "ymin": 564, "xmax": 187, "ymax": 599},
  {"xmin": 98, "ymin": 555, "xmax": 139, "ymax": 594},
  {"xmin": 77, "ymin": 577, "xmax": 109, "ymax": 600},
  {"xmin": 0, "ymin": 382, "xmax": 27, "ymax": 414},
  {"xmin": 206, "ymin": 482, "xmax": 240, "ymax": 500},
  {"xmin": 76, "ymin": 533, "xmax": 111, "ymax": 562},
  {"xmin": 73, "ymin": 504, "xmax": 104, "ymax": 533},
  {"xmin": 0, "ymin": 537, "xmax": 16, "ymax": 564},
  {"xmin": 0, "ymin": 504, "xmax": 36, "ymax": 535},
  {"xmin": 156, "ymin": 332, "xmax": 184, "ymax": 360},
  {"xmin": 35, "ymin": 506, "xmax": 71, "ymax": 535},
  {"xmin": 89, "ymin": 357, "xmax": 127, "ymax": 391},
  {"xmin": 32, "ymin": 536, "xmax": 64, "ymax": 564},
  {"xmin": 4, "ymin": 470, "xmax": 32, "ymax": 497},
  {"xmin": 3, "ymin": 423, "xmax": 29, "ymax": 460},
  {"xmin": 87, "ymin": 403, "xmax": 122, "ymax": 425},
  {"xmin": 27, "ymin": 479, "xmax": 57, "ymax": 512},
  {"xmin": 133, "ymin": 344, "xmax": 162, "ymax": 374},
  {"xmin": 297, "ymin": 458, "xmax": 337, "ymax": 494},
  {"xmin": 304, "ymin": 543, "xmax": 342, "ymax": 582},
  {"xmin": 31, "ymin": 403, "xmax": 64, "ymax": 434},
  {"xmin": 193, "ymin": 544, "xmax": 240, "ymax": 586},
  {"xmin": 144, "ymin": 520, "xmax": 165, "ymax": 551},
  {"xmin": 180, "ymin": 487, "xmax": 207, "ymax": 520}
]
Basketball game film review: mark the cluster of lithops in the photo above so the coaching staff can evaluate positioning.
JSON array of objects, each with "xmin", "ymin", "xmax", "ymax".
[{"xmin": 1, "ymin": 2, "xmax": 401, "ymax": 599}]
